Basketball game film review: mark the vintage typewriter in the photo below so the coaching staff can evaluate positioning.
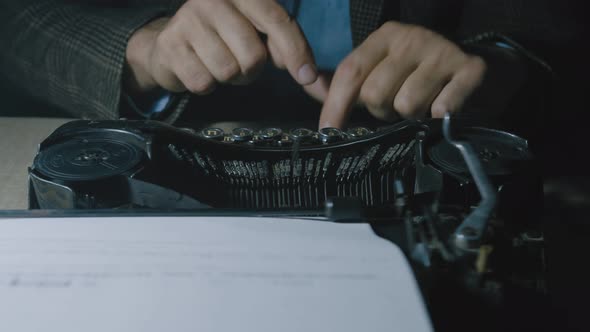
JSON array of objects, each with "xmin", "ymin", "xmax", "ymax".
[{"xmin": 27, "ymin": 115, "xmax": 547, "ymax": 329}]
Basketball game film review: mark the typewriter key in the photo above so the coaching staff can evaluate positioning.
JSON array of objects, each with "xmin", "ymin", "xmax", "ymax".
[
  {"xmin": 231, "ymin": 128, "xmax": 255, "ymax": 142},
  {"xmin": 319, "ymin": 127, "xmax": 344, "ymax": 144},
  {"xmin": 290, "ymin": 128, "xmax": 315, "ymax": 142},
  {"xmin": 258, "ymin": 127, "xmax": 283, "ymax": 141},
  {"xmin": 347, "ymin": 127, "xmax": 373, "ymax": 138},
  {"xmin": 201, "ymin": 128, "xmax": 225, "ymax": 140}
]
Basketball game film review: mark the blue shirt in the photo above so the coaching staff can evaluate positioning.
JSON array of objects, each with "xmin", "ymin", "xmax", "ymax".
[{"xmin": 279, "ymin": 0, "xmax": 353, "ymax": 71}]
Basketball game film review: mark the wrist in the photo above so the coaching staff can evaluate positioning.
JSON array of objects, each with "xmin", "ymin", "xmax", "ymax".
[{"xmin": 124, "ymin": 17, "xmax": 168, "ymax": 94}]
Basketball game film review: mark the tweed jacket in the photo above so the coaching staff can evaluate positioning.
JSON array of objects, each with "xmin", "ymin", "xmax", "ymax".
[{"xmin": 0, "ymin": 0, "xmax": 582, "ymax": 122}]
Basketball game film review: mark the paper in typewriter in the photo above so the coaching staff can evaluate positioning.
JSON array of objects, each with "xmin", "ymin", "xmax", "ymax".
[{"xmin": 0, "ymin": 216, "xmax": 432, "ymax": 332}]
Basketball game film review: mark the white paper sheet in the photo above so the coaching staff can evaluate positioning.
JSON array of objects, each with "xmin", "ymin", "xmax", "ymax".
[{"xmin": 0, "ymin": 216, "xmax": 432, "ymax": 332}]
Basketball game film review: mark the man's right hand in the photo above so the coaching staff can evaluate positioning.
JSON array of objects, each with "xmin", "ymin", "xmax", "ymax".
[{"xmin": 125, "ymin": 0, "xmax": 317, "ymax": 95}]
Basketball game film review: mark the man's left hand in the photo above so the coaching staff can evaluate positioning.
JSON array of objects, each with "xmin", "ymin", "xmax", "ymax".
[{"xmin": 317, "ymin": 21, "xmax": 487, "ymax": 128}]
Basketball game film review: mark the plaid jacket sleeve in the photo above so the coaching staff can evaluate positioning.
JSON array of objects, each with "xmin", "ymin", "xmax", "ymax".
[
  {"xmin": 0, "ymin": 0, "xmax": 184, "ymax": 121},
  {"xmin": 349, "ymin": 0, "xmax": 385, "ymax": 47}
]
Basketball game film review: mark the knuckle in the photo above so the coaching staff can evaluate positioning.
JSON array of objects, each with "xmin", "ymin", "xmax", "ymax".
[
  {"xmin": 431, "ymin": 102, "xmax": 452, "ymax": 118},
  {"xmin": 264, "ymin": 6, "xmax": 292, "ymax": 25},
  {"xmin": 403, "ymin": 25, "xmax": 440, "ymax": 50},
  {"xmin": 185, "ymin": 0, "xmax": 214, "ymax": 11},
  {"xmin": 156, "ymin": 26, "xmax": 184, "ymax": 51},
  {"xmin": 170, "ymin": 9, "xmax": 195, "ymax": 32},
  {"xmin": 216, "ymin": 61, "xmax": 241, "ymax": 82},
  {"xmin": 174, "ymin": 5, "xmax": 191, "ymax": 20},
  {"xmin": 241, "ymin": 47, "xmax": 267, "ymax": 74},
  {"xmin": 397, "ymin": 23, "xmax": 427, "ymax": 38},
  {"xmin": 371, "ymin": 109, "xmax": 398, "ymax": 122},
  {"xmin": 393, "ymin": 92, "xmax": 419, "ymax": 118},
  {"xmin": 439, "ymin": 43, "xmax": 462, "ymax": 59},
  {"xmin": 379, "ymin": 21, "xmax": 398, "ymax": 34},
  {"xmin": 360, "ymin": 86, "xmax": 386, "ymax": 110},
  {"xmin": 337, "ymin": 56, "xmax": 365, "ymax": 81},
  {"xmin": 185, "ymin": 75, "xmax": 215, "ymax": 94},
  {"xmin": 155, "ymin": 31, "xmax": 174, "ymax": 49},
  {"xmin": 159, "ymin": 76, "xmax": 185, "ymax": 93},
  {"xmin": 454, "ymin": 55, "xmax": 487, "ymax": 90},
  {"xmin": 409, "ymin": 24, "xmax": 435, "ymax": 39},
  {"xmin": 467, "ymin": 55, "xmax": 487, "ymax": 78}
]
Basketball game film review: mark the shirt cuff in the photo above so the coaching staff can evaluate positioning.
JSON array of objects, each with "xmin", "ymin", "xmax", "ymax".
[
  {"xmin": 123, "ymin": 89, "xmax": 172, "ymax": 118},
  {"xmin": 122, "ymin": 90, "xmax": 190, "ymax": 122}
]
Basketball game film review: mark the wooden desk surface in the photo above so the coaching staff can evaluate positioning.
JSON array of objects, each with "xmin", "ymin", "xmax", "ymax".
[{"xmin": 0, "ymin": 117, "xmax": 71, "ymax": 210}]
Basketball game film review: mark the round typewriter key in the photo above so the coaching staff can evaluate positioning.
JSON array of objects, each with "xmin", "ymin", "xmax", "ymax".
[
  {"xmin": 289, "ymin": 128, "xmax": 315, "ymax": 142},
  {"xmin": 347, "ymin": 127, "xmax": 373, "ymax": 138},
  {"xmin": 318, "ymin": 127, "xmax": 344, "ymax": 143},
  {"xmin": 258, "ymin": 127, "xmax": 283, "ymax": 141},
  {"xmin": 201, "ymin": 128, "xmax": 225, "ymax": 140},
  {"xmin": 231, "ymin": 128, "xmax": 254, "ymax": 142}
]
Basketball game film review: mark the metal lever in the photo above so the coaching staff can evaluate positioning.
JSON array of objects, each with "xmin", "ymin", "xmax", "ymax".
[{"xmin": 443, "ymin": 113, "xmax": 497, "ymax": 251}]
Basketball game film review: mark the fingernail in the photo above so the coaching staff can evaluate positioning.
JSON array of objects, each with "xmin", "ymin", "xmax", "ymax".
[{"xmin": 298, "ymin": 64, "xmax": 317, "ymax": 85}]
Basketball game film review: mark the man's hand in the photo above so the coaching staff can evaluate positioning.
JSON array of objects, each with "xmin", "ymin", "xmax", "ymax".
[
  {"xmin": 319, "ymin": 21, "xmax": 487, "ymax": 128},
  {"xmin": 125, "ymin": 0, "xmax": 317, "ymax": 95}
]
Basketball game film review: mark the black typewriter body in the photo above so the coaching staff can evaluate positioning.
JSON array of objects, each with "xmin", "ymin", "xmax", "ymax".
[
  {"xmin": 27, "ymin": 118, "xmax": 533, "ymax": 207},
  {"xmin": 27, "ymin": 117, "xmax": 550, "ymax": 330}
]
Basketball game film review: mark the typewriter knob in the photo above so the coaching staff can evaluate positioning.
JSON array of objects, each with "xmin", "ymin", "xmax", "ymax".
[
  {"xmin": 318, "ymin": 127, "xmax": 344, "ymax": 144},
  {"xmin": 201, "ymin": 128, "xmax": 225, "ymax": 140},
  {"xmin": 231, "ymin": 128, "xmax": 255, "ymax": 142},
  {"xmin": 258, "ymin": 127, "xmax": 283, "ymax": 141},
  {"xmin": 290, "ymin": 128, "xmax": 315, "ymax": 142},
  {"xmin": 347, "ymin": 127, "xmax": 373, "ymax": 138}
]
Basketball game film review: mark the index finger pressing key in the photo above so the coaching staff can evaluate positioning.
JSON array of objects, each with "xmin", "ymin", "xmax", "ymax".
[
  {"xmin": 234, "ymin": 0, "xmax": 318, "ymax": 85},
  {"xmin": 319, "ymin": 34, "xmax": 388, "ymax": 129}
]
